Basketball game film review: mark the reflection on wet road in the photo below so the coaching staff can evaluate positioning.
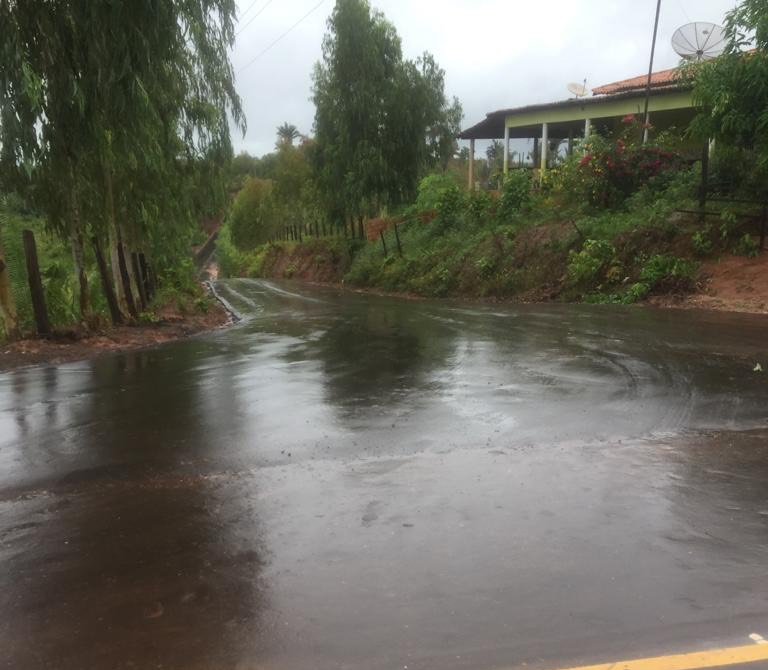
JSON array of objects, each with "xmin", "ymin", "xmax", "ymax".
[{"xmin": 1, "ymin": 279, "xmax": 768, "ymax": 670}]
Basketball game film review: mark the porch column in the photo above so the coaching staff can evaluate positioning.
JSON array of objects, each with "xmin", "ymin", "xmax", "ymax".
[
  {"xmin": 584, "ymin": 119, "xmax": 591, "ymax": 139},
  {"xmin": 540, "ymin": 122, "xmax": 549, "ymax": 183},
  {"xmin": 503, "ymin": 125, "xmax": 510, "ymax": 177},
  {"xmin": 468, "ymin": 139, "xmax": 475, "ymax": 191}
]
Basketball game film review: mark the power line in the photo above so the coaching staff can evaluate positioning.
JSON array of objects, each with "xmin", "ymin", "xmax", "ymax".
[
  {"xmin": 238, "ymin": 0, "xmax": 329, "ymax": 73},
  {"xmin": 238, "ymin": 0, "xmax": 262, "ymax": 23},
  {"xmin": 676, "ymin": 0, "xmax": 692, "ymax": 24},
  {"xmin": 236, "ymin": 0, "xmax": 277, "ymax": 37}
]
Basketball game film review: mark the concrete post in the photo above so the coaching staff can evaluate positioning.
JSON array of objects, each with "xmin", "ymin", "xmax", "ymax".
[
  {"xmin": 540, "ymin": 122, "xmax": 549, "ymax": 183},
  {"xmin": 503, "ymin": 125, "xmax": 510, "ymax": 177},
  {"xmin": 468, "ymin": 139, "xmax": 475, "ymax": 191},
  {"xmin": 584, "ymin": 119, "xmax": 591, "ymax": 139}
]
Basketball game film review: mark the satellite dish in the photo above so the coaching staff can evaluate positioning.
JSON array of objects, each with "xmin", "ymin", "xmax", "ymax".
[
  {"xmin": 672, "ymin": 22, "xmax": 726, "ymax": 61},
  {"xmin": 567, "ymin": 81, "xmax": 588, "ymax": 98}
]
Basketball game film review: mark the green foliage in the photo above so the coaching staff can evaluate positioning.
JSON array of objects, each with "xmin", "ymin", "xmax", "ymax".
[
  {"xmin": 497, "ymin": 170, "xmax": 531, "ymax": 223},
  {"xmin": 276, "ymin": 123, "xmax": 301, "ymax": 147},
  {"xmin": 0, "ymin": 198, "xmax": 81, "ymax": 332},
  {"xmin": 228, "ymin": 178, "xmax": 277, "ymax": 251},
  {"xmin": 551, "ymin": 118, "xmax": 684, "ymax": 208},
  {"xmin": 692, "ymin": 226, "xmax": 714, "ymax": 256},
  {"xmin": 415, "ymin": 174, "xmax": 458, "ymax": 211},
  {"xmin": 567, "ymin": 239, "xmax": 616, "ymax": 285},
  {"xmin": 732, "ymin": 233, "xmax": 760, "ymax": 257},
  {"xmin": 583, "ymin": 282, "xmax": 651, "ymax": 305},
  {"xmin": 312, "ymin": 0, "xmax": 462, "ymax": 222},
  {"xmin": 638, "ymin": 254, "xmax": 697, "ymax": 287},
  {"xmin": 689, "ymin": 0, "xmax": 768, "ymax": 191},
  {"xmin": 0, "ymin": 0, "xmax": 243, "ymax": 329}
]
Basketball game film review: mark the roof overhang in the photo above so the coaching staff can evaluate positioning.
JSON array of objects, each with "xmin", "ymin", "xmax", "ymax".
[{"xmin": 460, "ymin": 86, "xmax": 694, "ymax": 140}]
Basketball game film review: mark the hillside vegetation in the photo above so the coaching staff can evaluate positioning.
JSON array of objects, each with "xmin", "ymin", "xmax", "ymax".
[{"xmin": 217, "ymin": 0, "xmax": 768, "ymax": 310}]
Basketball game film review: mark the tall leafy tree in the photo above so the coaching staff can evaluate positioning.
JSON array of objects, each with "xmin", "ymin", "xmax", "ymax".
[
  {"xmin": 690, "ymin": 0, "xmax": 768, "ymax": 188},
  {"xmin": 312, "ymin": 0, "xmax": 461, "ymax": 232},
  {"xmin": 0, "ymin": 0, "xmax": 244, "ymax": 325}
]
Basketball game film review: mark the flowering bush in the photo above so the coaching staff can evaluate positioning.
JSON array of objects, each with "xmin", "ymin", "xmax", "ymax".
[{"xmin": 552, "ymin": 117, "xmax": 683, "ymax": 208}]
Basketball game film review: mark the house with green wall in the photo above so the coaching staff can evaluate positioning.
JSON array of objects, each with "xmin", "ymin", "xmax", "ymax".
[{"xmin": 460, "ymin": 67, "xmax": 695, "ymax": 187}]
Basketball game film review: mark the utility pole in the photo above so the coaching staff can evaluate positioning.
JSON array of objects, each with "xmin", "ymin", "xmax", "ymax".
[{"xmin": 643, "ymin": 0, "xmax": 663, "ymax": 143}]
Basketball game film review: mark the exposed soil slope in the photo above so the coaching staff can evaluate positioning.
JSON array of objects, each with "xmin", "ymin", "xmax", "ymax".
[
  {"xmin": 0, "ymin": 299, "xmax": 231, "ymax": 372},
  {"xmin": 658, "ymin": 252, "xmax": 768, "ymax": 314}
]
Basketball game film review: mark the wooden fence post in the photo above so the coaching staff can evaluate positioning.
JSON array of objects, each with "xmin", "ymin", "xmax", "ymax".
[
  {"xmin": 379, "ymin": 230, "xmax": 388, "ymax": 257},
  {"xmin": 393, "ymin": 223, "xmax": 403, "ymax": 257},
  {"xmin": 22, "ymin": 229, "xmax": 52, "ymax": 337}
]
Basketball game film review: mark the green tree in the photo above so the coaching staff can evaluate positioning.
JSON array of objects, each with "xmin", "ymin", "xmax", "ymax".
[
  {"xmin": 229, "ymin": 178, "xmax": 277, "ymax": 249},
  {"xmin": 312, "ymin": 0, "xmax": 461, "ymax": 234},
  {"xmin": 690, "ymin": 0, "xmax": 768, "ymax": 188},
  {"xmin": 277, "ymin": 123, "xmax": 302, "ymax": 147},
  {"xmin": 0, "ymin": 1, "xmax": 243, "ymax": 326}
]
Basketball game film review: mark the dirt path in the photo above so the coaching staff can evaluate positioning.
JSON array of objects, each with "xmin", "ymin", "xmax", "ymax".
[{"xmin": 0, "ymin": 300, "xmax": 231, "ymax": 372}]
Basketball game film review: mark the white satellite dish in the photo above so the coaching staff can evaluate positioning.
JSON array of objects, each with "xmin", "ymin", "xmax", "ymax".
[
  {"xmin": 567, "ymin": 81, "xmax": 588, "ymax": 98},
  {"xmin": 672, "ymin": 22, "xmax": 726, "ymax": 61}
]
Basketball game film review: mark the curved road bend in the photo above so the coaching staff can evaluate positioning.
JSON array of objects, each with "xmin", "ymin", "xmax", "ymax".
[{"xmin": 1, "ymin": 278, "xmax": 768, "ymax": 670}]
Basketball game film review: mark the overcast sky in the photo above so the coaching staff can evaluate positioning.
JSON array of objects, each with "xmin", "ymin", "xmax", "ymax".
[{"xmin": 231, "ymin": 0, "xmax": 739, "ymax": 157}]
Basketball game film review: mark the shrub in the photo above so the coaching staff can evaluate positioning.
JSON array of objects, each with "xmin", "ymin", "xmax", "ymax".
[
  {"xmin": 433, "ymin": 187, "xmax": 467, "ymax": 231},
  {"xmin": 466, "ymin": 190, "xmax": 493, "ymax": 227},
  {"xmin": 567, "ymin": 239, "xmax": 616, "ymax": 285},
  {"xmin": 228, "ymin": 177, "xmax": 277, "ymax": 250},
  {"xmin": 497, "ymin": 170, "xmax": 531, "ymax": 222},
  {"xmin": 416, "ymin": 174, "xmax": 459, "ymax": 211},
  {"xmin": 732, "ymin": 233, "xmax": 760, "ymax": 257},
  {"xmin": 552, "ymin": 117, "xmax": 684, "ymax": 208},
  {"xmin": 639, "ymin": 254, "xmax": 697, "ymax": 291},
  {"xmin": 692, "ymin": 226, "xmax": 714, "ymax": 257}
]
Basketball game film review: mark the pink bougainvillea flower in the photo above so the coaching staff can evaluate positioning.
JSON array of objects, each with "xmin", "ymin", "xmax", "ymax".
[{"xmin": 622, "ymin": 114, "xmax": 635, "ymax": 123}]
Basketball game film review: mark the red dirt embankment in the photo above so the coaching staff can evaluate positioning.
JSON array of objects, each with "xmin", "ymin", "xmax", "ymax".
[
  {"xmin": 659, "ymin": 252, "xmax": 768, "ymax": 314},
  {"xmin": 0, "ymin": 298, "xmax": 231, "ymax": 372}
]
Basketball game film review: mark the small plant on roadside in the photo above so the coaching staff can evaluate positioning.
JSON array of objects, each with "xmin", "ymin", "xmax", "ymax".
[
  {"xmin": 638, "ymin": 254, "xmax": 697, "ymax": 292},
  {"xmin": 692, "ymin": 226, "xmax": 714, "ymax": 257},
  {"xmin": 732, "ymin": 233, "xmax": 760, "ymax": 257},
  {"xmin": 567, "ymin": 239, "xmax": 616, "ymax": 285}
]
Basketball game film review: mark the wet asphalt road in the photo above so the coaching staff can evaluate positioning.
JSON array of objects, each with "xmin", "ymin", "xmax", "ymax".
[{"xmin": 2, "ymin": 279, "xmax": 768, "ymax": 670}]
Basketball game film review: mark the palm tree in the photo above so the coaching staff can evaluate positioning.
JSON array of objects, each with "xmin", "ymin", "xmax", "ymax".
[{"xmin": 277, "ymin": 122, "xmax": 301, "ymax": 146}]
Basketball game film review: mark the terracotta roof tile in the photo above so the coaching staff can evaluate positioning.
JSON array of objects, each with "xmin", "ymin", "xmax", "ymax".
[{"xmin": 592, "ymin": 67, "xmax": 682, "ymax": 95}]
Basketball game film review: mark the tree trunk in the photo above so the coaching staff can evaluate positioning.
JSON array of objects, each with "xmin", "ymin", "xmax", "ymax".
[
  {"xmin": 0, "ymin": 231, "xmax": 20, "ymax": 340},
  {"xmin": 123, "ymin": 243, "xmax": 143, "ymax": 312},
  {"xmin": 70, "ymin": 225, "xmax": 92, "ymax": 326},
  {"xmin": 131, "ymin": 252, "xmax": 148, "ymax": 310},
  {"xmin": 139, "ymin": 253, "xmax": 153, "ymax": 302},
  {"xmin": 358, "ymin": 216, "xmax": 365, "ymax": 240},
  {"xmin": 104, "ymin": 167, "xmax": 130, "ymax": 316},
  {"xmin": 116, "ymin": 240, "xmax": 138, "ymax": 319},
  {"xmin": 92, "ymin": 236, "xmax": 123, "ymax": 325},
  {"xmin": 22, "ymin": 229, "xmax": 52, "ymax": 337}
]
